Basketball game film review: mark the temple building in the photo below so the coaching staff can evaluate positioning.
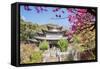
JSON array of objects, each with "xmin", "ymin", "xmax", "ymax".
[{"xmin": 28, "ymin": 25, "xmax": 68, "ymax": 47}]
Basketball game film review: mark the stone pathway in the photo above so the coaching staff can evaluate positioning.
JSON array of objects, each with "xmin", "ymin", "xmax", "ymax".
[
  {"xmin": 42, "ymin": 45, "xmax": 80, "ymax": 62},
  {"xmin": 42, "ymin": 47, "xmax": 60, "ymax": 62}
]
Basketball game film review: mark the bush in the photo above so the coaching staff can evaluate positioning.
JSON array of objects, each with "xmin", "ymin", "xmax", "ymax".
[
  {"xmin": 30, "ymin": 51, "xmax": 43, "ymax": 63},
  {"xmin": 20, "ymin": 44, "xmax": 36, "ymax": 64},
  {"xmin": 57, "ymin": 38, "xmax": 68, "ymax": 52},
  {"xmin": 39, "ymin": 40, "xmax": 49, "ymax": 51}
]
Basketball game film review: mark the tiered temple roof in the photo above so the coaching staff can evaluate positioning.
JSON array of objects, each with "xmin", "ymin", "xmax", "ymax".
[
  {"xmin": 34, "ymin": 25, "xmax": 67, "ymax": 41},
  {"xmin": 28, "ymin": 25, "xmax": 68, "ymax": 44}
]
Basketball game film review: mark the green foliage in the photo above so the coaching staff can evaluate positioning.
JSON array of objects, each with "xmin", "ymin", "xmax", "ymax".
[
  {"xmin": 73, "ymin": 35, "xmax": 80, "ymax": 43},
  {"xmin": 30, "ymin": 51, "xmax": 43, "ymax": 63},
  {"xmin": 57, "ymin": 38, "xmax": 68, "ymax": 52},
  {"xmin": 39, "ymin": 40, "xmax": 49, "ymax": 51},
  {"xmin": 20, "ymin": 19, "xmax": 47, "ymax": 41}
]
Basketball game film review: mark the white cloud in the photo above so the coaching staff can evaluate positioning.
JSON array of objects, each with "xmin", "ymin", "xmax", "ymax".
[{"xmin": 21, "ymin": 15, "xmax": 26, "ymax": 20}]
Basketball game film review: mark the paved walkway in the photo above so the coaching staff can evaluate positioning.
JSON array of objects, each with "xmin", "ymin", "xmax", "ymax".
[
  {"xmin": 42, "ymin": 45, "xmax": 80, "ymax": 62},
  {"xmin": 42, "ymin": 47, "xmax": 60, "ymax": 62}
]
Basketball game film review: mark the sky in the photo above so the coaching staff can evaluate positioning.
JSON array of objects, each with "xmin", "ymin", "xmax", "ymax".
[{"xmin": 20, "ymin": 5, "xmax": 71, "ymax": 29}]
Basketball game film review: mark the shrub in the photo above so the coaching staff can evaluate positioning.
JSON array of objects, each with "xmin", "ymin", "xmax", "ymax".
[
  {"xmin": 20, "ymin": 44, "xmax": 36, "ymax": 64},
  {"xmin": 39, "ymin": 40, "xmax": 49, "ymax": 51},
  {"xmin": 57, "ymin": 38, "xmax": 68, "ymax": 52},
  {"xmin": 30, "ymin": 51, "xmax": 43, "ymax": 63}
]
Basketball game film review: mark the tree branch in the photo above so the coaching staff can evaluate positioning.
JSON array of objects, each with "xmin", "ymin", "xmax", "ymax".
[{"xmin": 50, "ymin": 17, "xmax": 68, "ymax": 20}]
